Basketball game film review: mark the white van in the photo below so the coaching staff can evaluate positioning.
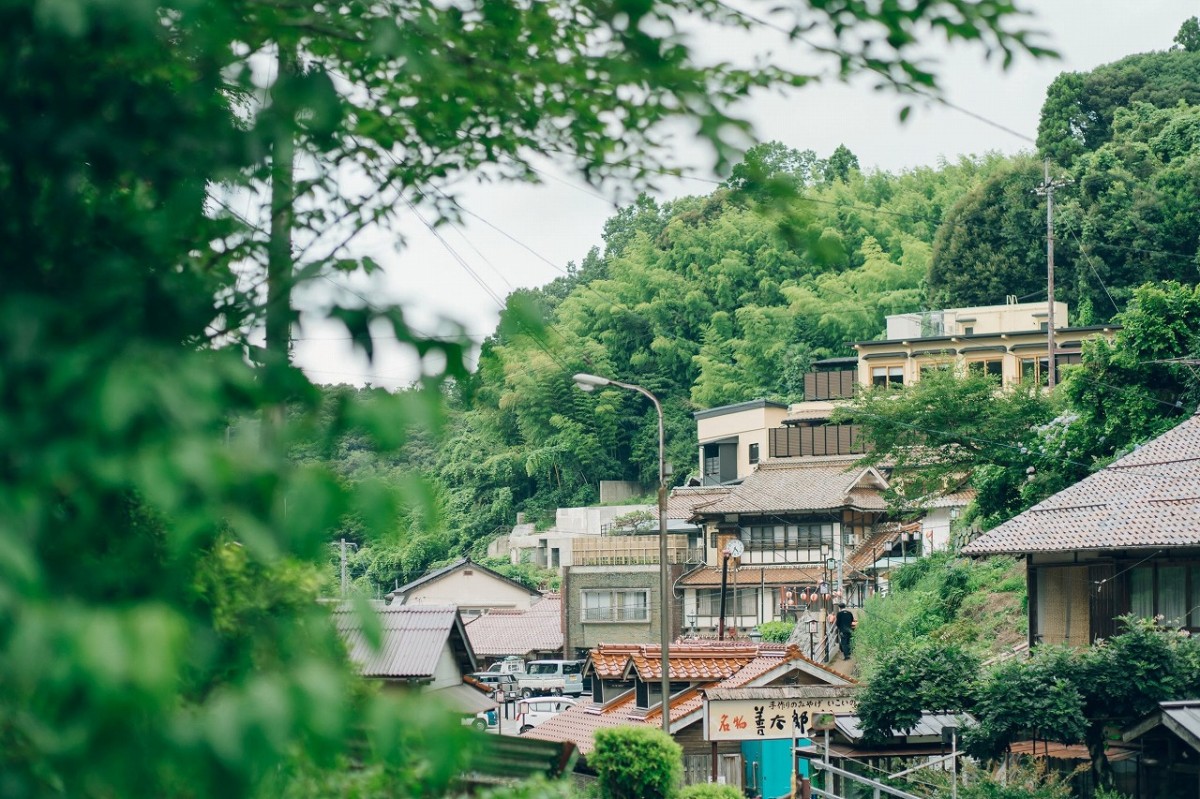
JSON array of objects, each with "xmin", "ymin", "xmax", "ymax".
[
  {"xmin": 517, "ymin": 659, "xmax": 584, "ymax": 697},
  {"xmin": 515, "ymin": 697, "xmax": 576, "ymax": 733}
]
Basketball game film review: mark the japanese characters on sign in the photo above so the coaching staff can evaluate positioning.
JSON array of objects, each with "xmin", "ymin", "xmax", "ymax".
[{"xmin": 703, "ymin": 691, "xmax": 857, "ymax": 741}]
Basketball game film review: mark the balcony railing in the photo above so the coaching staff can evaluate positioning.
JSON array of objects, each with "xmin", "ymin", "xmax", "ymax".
[
  {"xmin": 804, "ymin": 369, "xmax": 858, "ymax": 401},
  {"xmin": 573, "ymin": 537, "xmax": 697, "ymax": 566},
  {"xmin": 769, "ymin": 424, "xmax": 865, "ymax": 458},
  {"xmin": 582, "ymin": 606, "xmax": 651, "ymax": 622}
]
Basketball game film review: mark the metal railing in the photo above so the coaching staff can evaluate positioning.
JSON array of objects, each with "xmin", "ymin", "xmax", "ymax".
[
  {"xmin": 573, "ymin": 537, "xmax": 693, "ymax": 566},
  {"xmin": 811, "ymin": 760, "xmax": 924, "ymax": 799},
  {"xmin": 580, "ymin": 605, "xmax": 650, "ymax": 622}
]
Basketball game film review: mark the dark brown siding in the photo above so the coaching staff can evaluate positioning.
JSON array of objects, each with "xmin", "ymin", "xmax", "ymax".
[
  {"xmin": 804, "ymin": 370, "xmax": 858, "ymax": 401},
  {"xmin": 1089, "ymin": 562, "xmax": 1118, "ymax": 643},
  {"xmin": 769, "ymin": 425, "xmax": 866, "ymax": 458}
]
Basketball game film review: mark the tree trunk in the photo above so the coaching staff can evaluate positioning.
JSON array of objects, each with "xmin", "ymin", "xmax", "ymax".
[{"xmin": 264, "ymin": 42, "xmax": 296, "ymax": 442}]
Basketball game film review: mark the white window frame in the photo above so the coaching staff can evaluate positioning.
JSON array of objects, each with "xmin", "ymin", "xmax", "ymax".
[{"xmin": 581, "ymin": 589, "xmax": 650, "ymax": 623}]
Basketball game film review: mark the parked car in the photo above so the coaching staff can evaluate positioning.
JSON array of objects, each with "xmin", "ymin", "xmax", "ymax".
[
  {"xmin": 515, "ymin": 659, "xmax": 584, "ymax": 698},
  {"xmin": 515, "ymin": 697, "xmax": 576, "ymax": 733},
  {"xmin": 468, "ymin": 671, "xmax": 520, "ymax": 701},
  {"xmin": 463, "ymin": 708, "xmax": 499, "ymax": 731},
  {"xmin": 486, "ymin": 656, "xmax": 526, "ymax": 675}
]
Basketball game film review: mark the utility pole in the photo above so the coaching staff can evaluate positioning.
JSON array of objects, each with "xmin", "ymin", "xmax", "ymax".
[{"xmin": 1035, "ymin": 159, "xmax": 1071, "ymax": 390}]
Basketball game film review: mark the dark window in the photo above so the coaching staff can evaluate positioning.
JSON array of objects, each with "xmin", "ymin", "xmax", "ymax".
[
  {"xmin": 967, "ymin": 359, "xmax": 1003, "ymax": 379},
  {"xmin": 963, "ymin": 326, "xmax": 974, "ymax": 335},
  {"xmin": 745, "ymin": 523, "xmax": 831, "ymax": 549},
  {"xmin": 871, "ymin": 365, "xmax": 904, "ymax": 388},
  {"xmin": 748, "ymin": 443, "xmax": 760, "ymax": 464}
]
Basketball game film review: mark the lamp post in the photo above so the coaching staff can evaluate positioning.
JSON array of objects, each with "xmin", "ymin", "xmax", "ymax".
[
  {"xmin": 806, "ymin": 617, "xmax": 819, "ymax": 661},
  {"xmin": 574, "ymin": 372, "xmax": 671, "ymax": 735},
  {"xmin": 824, "ymin": 556, "xmax": 837, "ymax": 660}
]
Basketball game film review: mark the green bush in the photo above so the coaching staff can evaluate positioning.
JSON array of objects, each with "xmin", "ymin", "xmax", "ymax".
[
  {"xmin": 678, "ymin": 784, "xmax": 742, "ymax": 799},
  {"xmin": 757, "ymin": 621, "xmax": 795, "ymax": 643},
  {"xmin": 592, "ymin": 727, "xmax": 682, "ymax": 799}
]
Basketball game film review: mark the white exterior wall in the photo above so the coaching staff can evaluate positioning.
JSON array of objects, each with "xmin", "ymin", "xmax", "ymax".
[
  {"xmin": 405, "ymin": 569, "xmax": 539, "ymax": 611},
  {"xmin": 695, "ymin": 404, "xmax": 788, "ymax": 480},
  {"xmin": 920, "ymin": 507, "xmax": 959, "ymax": 554},
  {"xmin": 427, "ymin": 642, "xmax": 466, "ymax": 690}
]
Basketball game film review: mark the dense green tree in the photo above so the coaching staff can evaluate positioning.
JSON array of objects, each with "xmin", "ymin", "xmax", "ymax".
[
  {"xmin": 1177, "ymin": 17, "xmax": 1200, "ymax": 52},
  {"xmin": 1037, "ymin": 47, "xmax": 1200, "ymax": 166},
  {"xmin": 962, "ymin": 646, "xmax": 1087, "ymax": 760},
  {"xmin": 856, "ymin": 643, "xmax": 979, "ymax": 743},
  {"xmin": 1060, "ymin": 280, "xmax": 1200, "ymax": 458},
  {"xmin": 928, "ymin": 155, "xmax": 1071, "ymax": 310},
  {"xmin": 833, "ymin": 369, "xmax": 1054, "ymax": 519},
  {"xmin": 822, "ymin": 144, "xmax": 862, "ymax": 183}
]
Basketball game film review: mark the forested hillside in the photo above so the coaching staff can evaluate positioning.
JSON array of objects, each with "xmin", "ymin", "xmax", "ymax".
[{"xmin": 326, "ymin": 27, "xmax": 1200, "ymax": 598}]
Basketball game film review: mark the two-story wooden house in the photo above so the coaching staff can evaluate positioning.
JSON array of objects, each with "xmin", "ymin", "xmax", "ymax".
[{"xmin": 962, "ymin": 412, "xmax": 1200, "ymax": 647}]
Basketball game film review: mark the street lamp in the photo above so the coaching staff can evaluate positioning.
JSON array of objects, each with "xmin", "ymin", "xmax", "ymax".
[{"xmin": 573, "ymin": 372, "xmax": 671, "ymax": 735}]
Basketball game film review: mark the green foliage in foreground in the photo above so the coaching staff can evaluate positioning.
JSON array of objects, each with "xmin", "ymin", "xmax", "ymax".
[
  {"xmin": 592, "ymin": 727, "xmax": 683, "ymax": 799},
  {"xmin": 678, "ymin": 784, "xmax": 744, "ymax": 799}
]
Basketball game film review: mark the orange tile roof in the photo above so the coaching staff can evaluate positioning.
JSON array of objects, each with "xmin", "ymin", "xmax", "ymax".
[{"xmin": 531, "ymin": 644, "xmax": 857, "ymax": 754}]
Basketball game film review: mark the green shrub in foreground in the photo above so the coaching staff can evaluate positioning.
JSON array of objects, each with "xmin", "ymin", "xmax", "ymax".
[{"xmin": 592, "ymin": 726, "xmax": 682, "ymax": 799}]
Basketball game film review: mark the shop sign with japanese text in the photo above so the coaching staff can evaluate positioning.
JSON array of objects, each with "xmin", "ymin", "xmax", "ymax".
[{"xmin": 703, "ymin": 689, "xmax": 857, "ymax": 741}]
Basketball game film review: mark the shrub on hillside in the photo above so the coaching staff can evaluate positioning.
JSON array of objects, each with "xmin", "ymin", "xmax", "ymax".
[
  {"xmin": 757, "ymin": 621, "xmax": 795, "ymax": 643},
  {"xmin": 592, "ymin": 727, "xmax": 682, "ymax": 799}
]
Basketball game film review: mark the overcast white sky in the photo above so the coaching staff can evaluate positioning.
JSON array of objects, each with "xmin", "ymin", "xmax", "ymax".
[{"xmin": 292, "ymin": 1, "xmax": 1196, "ymax": 390}]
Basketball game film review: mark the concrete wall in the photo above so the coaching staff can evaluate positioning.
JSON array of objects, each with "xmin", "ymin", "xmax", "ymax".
[
  {"xmin": 600, "ymin": 480, "xmax": 644, "ymax": 504},
  {"xmin": 562, "ymin": 564, "xmax": 683, "ymax": 656},
  {"xmin": 555, "ymin": 505, "xmax": 652, "ymax": 535}
]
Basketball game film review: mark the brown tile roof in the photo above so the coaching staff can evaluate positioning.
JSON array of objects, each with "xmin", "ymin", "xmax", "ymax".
[
  {"xmin": 846, "ymin": 523, "xmax": 920, "ymax": 571},
  {"xmin": 668, "ymin": 486, "xmax": 733, "ymax": 520},
  {"xmin": 627, "ymin": 648, "xmax": 759, "ymax": 681},
  {"xmin": 695, "ymin": 456, "xmax": 888, "ymax": 517},
  {"xmin": 680, "ymin": 565, "xmax": 826, "ymax": 587},
  {"xmin": 333, "ymin": 604, "xmax": 473, "ymax": 679},
  {"xmin": 963, "ymin": 415, "xmax": 1200, "ymax": 555},
  {"xmin": 464, "ymin": 595, "xmax": 563, "ymax": 657},
  {"xmin": 527, "ymin": 645, "xmax": 853, "ymax": 754}
]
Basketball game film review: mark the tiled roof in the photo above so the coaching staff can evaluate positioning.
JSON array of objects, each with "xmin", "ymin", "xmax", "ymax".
[
  {"xmin": 963, "ymin": 415, "xmax": 1200, "ymax": 555},
  {"xmin": 522, "ymin": 695, "xmax": 642, "ymax": 755},
  {"xmin": 846, "ymin": 523, "xmax": 920, "ymax": 572},
  {"xmin": 585, "ymin": 642, "xmax": 762, "ymax": 679},
  {"xmin": 696, "ymin": 456, "xmax": 888, "ymax": 516},
  {"xmin": 464, "ymin": 595, "xmax": 563, "ymax": 657},
  {"xmin": 667, "ymin": 486, "xmax": 733, "ymax": 520},
  {"xmin": 333, "ymin": 605, "xmax": 470, "ymax": 679},
  {"xmin": 627, "ymin": 648, "xmax": 759, "ymax": 681},
  {"xmin": 530, "ymin": 645, "xmax": 857, "ymax": 753},
  {"xmin": 680, "ymin": 565, "xmax": 826, "ymax": 587}
]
